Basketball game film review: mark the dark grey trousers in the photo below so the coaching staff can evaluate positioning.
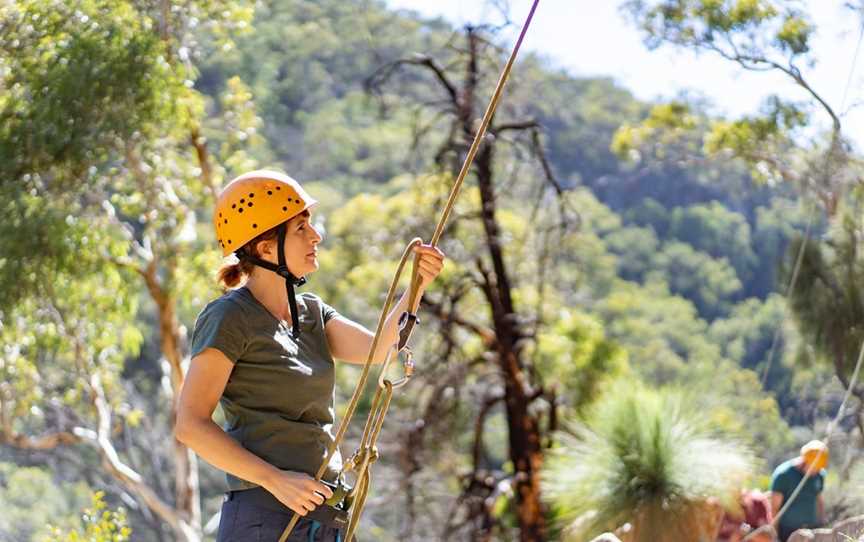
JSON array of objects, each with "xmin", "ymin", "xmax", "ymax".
[{"xmin": 216, "ymin": 498, "xmax": 351, "ymax": 542}]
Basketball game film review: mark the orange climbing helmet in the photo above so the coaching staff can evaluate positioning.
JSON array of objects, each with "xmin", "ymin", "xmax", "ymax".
[
  {"xmin": 214, "ymin": 170, "xmax": 317, "ymax": 257},
  {"xmin": 214, "ymin": 170, "xmax": 318, "ymax": 339},
  {"xmin": 800, "ymin": 440, "xmax": 828, "ymax": 472}
]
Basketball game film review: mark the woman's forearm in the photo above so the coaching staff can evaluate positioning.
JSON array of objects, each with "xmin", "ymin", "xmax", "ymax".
[{"xmin": 177, "ymin": 418, "xmax": 278, "ymax": 488}]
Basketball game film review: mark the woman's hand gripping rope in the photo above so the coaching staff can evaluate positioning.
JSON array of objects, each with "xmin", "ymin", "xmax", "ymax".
[{"xmin": 411, "ymin": 243, "xmax": 445, "ymax": 292}]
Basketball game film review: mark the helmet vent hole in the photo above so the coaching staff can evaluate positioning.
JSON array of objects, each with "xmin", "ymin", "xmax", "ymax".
[
  {"xmin": 248, "ymin": 202, "xmax": 253, "ymax": 207},
  {"xmin": 252, "ymin": 223, "xmax": 257, "ymax": 229},
  {"xmin": 238, "ymin": 208, "xmax": 244, "ymax": 213},
  {"xmin": 240, "ymin": 198, "xmax": 245, "ymax": 203},
  {"xmin": 276, "ymin": 186, "xmax": 281, "ymax": 190},
  {"xmin": 224, "ymin": 219, "xmax": 228, "ymax": 224},
  {"xmin": 232, "ymin": 204, "xmax": 236, "ymax": 209},
  {"xmin": 268, "ymin": 190, "xmax": 273, "ymax": 195},
  {"xmin": 249, "ymin": 193, "xmax": 254, "ymax": 198},
  {"xmin": 282, "ymin": 206, "xmax": 287, "ymax": 211}
]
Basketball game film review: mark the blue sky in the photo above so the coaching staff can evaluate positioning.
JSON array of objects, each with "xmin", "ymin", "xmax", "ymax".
[{"xmin": 385, "ymin": 1, "xmax": 864, "ymax": 149}]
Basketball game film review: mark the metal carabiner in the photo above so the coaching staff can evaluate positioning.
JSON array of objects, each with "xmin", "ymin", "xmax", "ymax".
[{"xmin": 378, "ymin": 344, "xmax": 415, "ymax": 390}]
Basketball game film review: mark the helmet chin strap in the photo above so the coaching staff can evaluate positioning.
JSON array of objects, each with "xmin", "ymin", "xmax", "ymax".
[{"xmin": 236, "ymin": 222, "xmax": 306, "ymax": 339}]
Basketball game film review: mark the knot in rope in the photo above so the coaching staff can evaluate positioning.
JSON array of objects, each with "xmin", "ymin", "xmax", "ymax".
[{"xmin": 344, "ymin": 446, "xmax": 380, "ymax": 475}]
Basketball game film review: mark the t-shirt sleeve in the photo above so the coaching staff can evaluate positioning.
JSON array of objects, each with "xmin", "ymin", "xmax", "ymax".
[
  {"xmin": 190, "ymin": 301, "xmax": 248, "ymax": 363},
  {"xmin": 770, "ymin": 466, "xmax": 791, "ymax": 495},
  {"xmin": 319, "ymin": 297, "xmax": 341, "ymax": 325}
]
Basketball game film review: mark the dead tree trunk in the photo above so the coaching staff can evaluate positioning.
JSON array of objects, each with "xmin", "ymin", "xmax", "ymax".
[{"xmin": 368, "ymin": 24, "xmax": 559, "ymax": 541}]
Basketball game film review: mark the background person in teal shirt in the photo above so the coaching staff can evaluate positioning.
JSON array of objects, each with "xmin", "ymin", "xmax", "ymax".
[{"xmin": 769, "ymin": 440, "xmax": 828, "ymax": 542}]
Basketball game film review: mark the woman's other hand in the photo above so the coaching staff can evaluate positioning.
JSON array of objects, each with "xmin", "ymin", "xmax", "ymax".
[{"xmin": 263, "ymin": 470, "xmax": 335, "ymax": 516}]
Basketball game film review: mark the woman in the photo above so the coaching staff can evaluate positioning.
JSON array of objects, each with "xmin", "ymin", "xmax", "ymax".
[{"xmin": 176, "ymin": 170, "xmax": 445, "ymax": 541}]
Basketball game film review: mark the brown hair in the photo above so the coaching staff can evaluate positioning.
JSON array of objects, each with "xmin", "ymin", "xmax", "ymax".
[{"xmin": 217, "ymin": 226, "xmax": 281, "ymax": 289}]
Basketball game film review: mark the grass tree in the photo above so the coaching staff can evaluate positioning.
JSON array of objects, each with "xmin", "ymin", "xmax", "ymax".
[{"xmin": 542, "ymin": 381, "xmax": 755, "ymax": 542}]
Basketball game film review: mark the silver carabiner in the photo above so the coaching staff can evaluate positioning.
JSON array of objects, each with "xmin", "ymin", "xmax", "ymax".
[{"xmin": 378, "ymin": 344, "xmax": 415, "ymax": 390}]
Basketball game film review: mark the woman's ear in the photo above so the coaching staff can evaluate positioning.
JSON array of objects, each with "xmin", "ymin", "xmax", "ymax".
[{"xmin": 255, "ymin": 238, "xmax": 276, "ymax": 259}]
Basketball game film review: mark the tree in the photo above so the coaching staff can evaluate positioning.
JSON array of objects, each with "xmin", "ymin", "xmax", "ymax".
[
  {"xmin": 619, "ymin": 0, "xmax": 858, "ymax": 215},
  {"xmin": 348, "ymin": 20, "xmax": 617, "ymax": 539},
  {"xmin": 44, "ymin": 491, "xmax": 131, "ymax": 542},
  {"xmin": 0, "ymin": 1, "xmax": 257, "ymax": 539},
  {"xmin": 785, "ymin": 212, "xmax": 864, "ymax": 437},
  {"xmin": 0, "ymin": 463, "xmax": 92, "ymax": 541},
  {"xmin": 647, "ymin": 241, "xmax": 742, "ymax": 320}
]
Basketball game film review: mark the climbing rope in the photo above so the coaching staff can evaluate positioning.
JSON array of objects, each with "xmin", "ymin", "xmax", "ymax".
[{"xmin": 278, "ymin": 1, "xmax": 541, "ymax": 540}]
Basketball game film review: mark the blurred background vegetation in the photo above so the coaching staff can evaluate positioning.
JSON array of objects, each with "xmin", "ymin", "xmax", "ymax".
[{"xmin": 1, "ymin": 0, "xmax": 863, "ymax": 540}]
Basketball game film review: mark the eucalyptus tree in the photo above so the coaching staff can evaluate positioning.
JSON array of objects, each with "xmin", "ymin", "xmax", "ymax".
[
  {"xmin": 0, "ymin": 1, "xmax": 260, "ymax": 539},
  {"xmin": 618, "ymin": 0, "xmax": 859, "ymax": 211}
]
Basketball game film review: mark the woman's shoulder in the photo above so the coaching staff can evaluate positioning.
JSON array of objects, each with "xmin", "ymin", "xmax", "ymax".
[{"xmin": 197, "ymin": 288, "xmax": 256, "ymax": 321}]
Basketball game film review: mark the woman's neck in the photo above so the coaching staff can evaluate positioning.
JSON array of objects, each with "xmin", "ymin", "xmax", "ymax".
[{"xmin": 245, "ymin": 272, "xmax": 292, "ymax": 323}]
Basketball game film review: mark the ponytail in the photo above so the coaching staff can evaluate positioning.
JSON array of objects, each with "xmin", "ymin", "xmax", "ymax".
[
  {"xmin": 216, "ymin": 224, "xmax": 281, "ymax": 289},
  {"xmin": 217, "ymin": 262, "xmax": 247, "ymax": 289}
]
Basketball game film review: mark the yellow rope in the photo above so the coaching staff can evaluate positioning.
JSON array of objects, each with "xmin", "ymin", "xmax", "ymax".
[{"xmin": 278, "ymin": 2, "xmax": 540, "ymax": 539}]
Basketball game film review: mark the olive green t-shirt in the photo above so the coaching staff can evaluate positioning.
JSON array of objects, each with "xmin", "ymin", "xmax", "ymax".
[{"xmin": 190, "ymin": 287, "xmax": 343, "ymax": 491}]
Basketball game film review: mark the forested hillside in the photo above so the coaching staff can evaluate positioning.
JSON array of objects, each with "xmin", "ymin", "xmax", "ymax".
[{"xmin": 2, "ymin": 1, "xmax": 862, "ymax": 541}]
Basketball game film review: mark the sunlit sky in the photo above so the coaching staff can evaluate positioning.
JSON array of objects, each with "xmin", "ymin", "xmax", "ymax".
[{"xmin": 385, "ymin": 0, "xmax": 864, "ymax": 150}]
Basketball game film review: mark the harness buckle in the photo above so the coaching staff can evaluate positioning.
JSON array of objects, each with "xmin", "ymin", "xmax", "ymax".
[{"xmin": 320, "ymin": 479, "xmax": 353, "ymax": 509}]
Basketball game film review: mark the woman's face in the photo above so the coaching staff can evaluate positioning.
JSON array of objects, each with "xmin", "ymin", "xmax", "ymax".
[
  {"xmin": 283, "ymin": 211, "xmax": 322, "ymax": 277},
  {"xmin": 258, "ymin": 210, "xmax": 323, "ymax": 277}
]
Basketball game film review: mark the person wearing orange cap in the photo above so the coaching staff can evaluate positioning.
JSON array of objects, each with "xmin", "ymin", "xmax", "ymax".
[
  {"xmin": 175, "ymin": 171, "xmax": 445, "ymax": 541},
  {"xmin": 769, "ymin": 440, "xmax": 828, "ymax": 542}
]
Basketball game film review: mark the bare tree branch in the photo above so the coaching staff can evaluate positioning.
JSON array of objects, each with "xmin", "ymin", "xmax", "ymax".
[
  {"xmin": 421, "ymin": 297, "xmax": 497, "ymax": 348},
  {"xmin": 366, "ymin": 54, "xmax": 460, "ymax": 108},
  {"xmin": 82, "ymin": 373, "xmax": 199, "ymax": 541}
]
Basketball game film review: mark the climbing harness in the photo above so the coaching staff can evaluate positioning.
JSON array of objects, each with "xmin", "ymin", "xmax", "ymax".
[{"xmin": 278, "ymin": 1, "xmax": 541, "ymax": 540}]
